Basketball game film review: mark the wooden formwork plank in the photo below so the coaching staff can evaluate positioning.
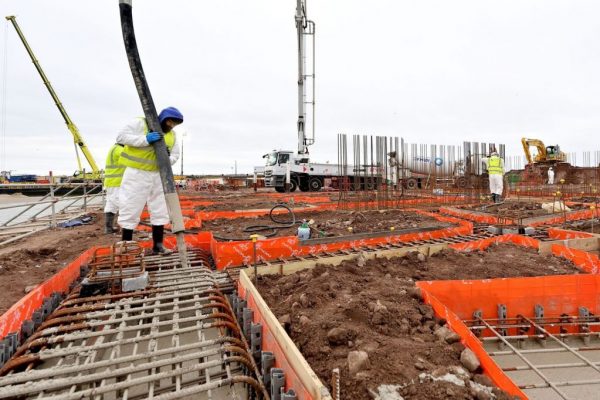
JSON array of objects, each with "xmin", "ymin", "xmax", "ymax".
[{"xmin": 239, "ymin": 271, "xmax": 332, "ymax": 400}]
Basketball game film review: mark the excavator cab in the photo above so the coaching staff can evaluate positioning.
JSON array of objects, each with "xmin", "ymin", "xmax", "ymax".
[{"xmin": 546, "ymin": 145, "xmax": 559, "ymax": 160}]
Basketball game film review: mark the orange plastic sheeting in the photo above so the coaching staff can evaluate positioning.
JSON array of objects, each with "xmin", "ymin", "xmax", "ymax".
[
  {"xmin": 163, "ymin": 232, "xmax": 212, "ymax": 252},
  {"xmin": 238, "ymin": 282, "xmax": 314, "ymax": 400},
  {"xmin": 439, "ymin": 206, "xmax": 501, "ymax": 224},
  {"xmin": 529, "ymin": 208, "xmax": 594, "ymax": 227},
  {"xmin": 547, "ymin": 227, "xmax": 594, "ymax": 240},
  {"xmin": 196, "ymin": 205, "xmax": 322, "ymax": 222},
  {"xmin": 421, "ymin": 289, "xmax": 526, "ymax": 399},
  {"xmin": 449, "ymin": 234, "xmax": 539, "ymax": 252},
  {"xmin": 213, "ymin": 213, "xmax": 472, "ymax": 269},
  {"xmin": 0, "ymin": 247, "xmax": 96, "ymax": 339},
  {"xmin": 551, "ymin": 244, "xmax": 600, "ymax": 274},
  {"xmin": 417, "ymin": 275, "xmax": 600, "ymax": 327}
]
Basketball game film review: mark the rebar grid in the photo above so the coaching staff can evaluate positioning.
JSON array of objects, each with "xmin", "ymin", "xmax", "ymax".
[
  {"xmin": 469, "ymin": 313, "xmax": 600, "ymax": 400},
  {"xmin": 0, "ymin": 249, "xmax": 266, "ymax": 400}
]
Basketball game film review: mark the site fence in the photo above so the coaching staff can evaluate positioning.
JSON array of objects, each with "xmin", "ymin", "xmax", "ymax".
[{"xmin": 0, "ymin": 183, "xmax": 104, "ymax": 246}]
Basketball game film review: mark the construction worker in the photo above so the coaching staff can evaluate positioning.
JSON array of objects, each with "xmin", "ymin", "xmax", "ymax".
[
  {"xmin": 116, "ymin": 107, "xmax": 183, "ymax": 254},
  {"xmin": 483, "ymin": 151, "xmax": 505, "ymax": 203},
  {"xmin": 103, "ymin": 143, "xmax": 126, "ymax": 234},
  {"xmin": 547, "ymin": 167, "xmax": 555, "ymax": 185}
]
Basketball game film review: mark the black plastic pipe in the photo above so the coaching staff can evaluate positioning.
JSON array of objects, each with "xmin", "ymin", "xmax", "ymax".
[{"xmin": 118, "ymin": 0, "xmax": 188, "ymax": 264}]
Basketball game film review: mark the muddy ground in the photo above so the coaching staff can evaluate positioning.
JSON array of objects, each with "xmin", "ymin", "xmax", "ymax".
[
  {"xmin": 203, "ymin": 209, "xmax": 450, "ymax": 241},
  {"xmin": 258, "ymin": 244, "xmax": 580, "ymax": 399},
  {"xmin": 197, "ymin": 199, "xmax": 312, "ymax": 212},
  {"xmin": 565, "ymin": 219, "xmax": 600, "ymax": 234},
  {"xmin": 0, "ymin": 212, "xmax": 126, "ymax": 314},
  {"xmin": 463, "ymin": 200, "xmax": 584, "ymax": 218}
]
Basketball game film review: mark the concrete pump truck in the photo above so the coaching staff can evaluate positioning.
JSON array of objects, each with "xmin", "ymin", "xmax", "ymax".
[{"xmin": 262, "ymin": 0, "xmax": 358, "ymax": 192}]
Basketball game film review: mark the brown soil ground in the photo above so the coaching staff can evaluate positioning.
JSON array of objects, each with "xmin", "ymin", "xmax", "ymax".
[
  {"xmin": 203, "ymin": 209, "xmax": 450, "ymax": 241},
  {"xmin": 565, "ymin": 219, "xmax": 600, "ymax": 234},
  {"xmin": 197, "ymin": 199, "xmax": 312, "ymax": 212},
  {"xmin": 463, "ymin": 200, "xmax": 585, "ymax": 218},
  {"xmin": 258, "ymin": 244, "xmax": 579, "ymax": 399},
  {"xmin": 0, "ymin": 212, "xmax": 126, "ymax": 315},
  {"xmin": 569, "ymin": 196, "xmax": 600, "ymax": 203}
]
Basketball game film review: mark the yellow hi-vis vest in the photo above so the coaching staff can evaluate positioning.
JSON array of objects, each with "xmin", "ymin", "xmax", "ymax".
[
  {"xmin": 488, "ymin": 156, "xmax": 504, "ymax": 175},
  {"xmin": 104, "ymin": 144, "xmax": 126, "ymax": 187},
  {"xmin": 120, "ymin": 119, "xmax": 175, "ymax": 172}
]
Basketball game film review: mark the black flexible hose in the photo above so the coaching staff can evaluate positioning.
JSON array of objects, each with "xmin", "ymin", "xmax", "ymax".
[{"xmin": 213, "ymin": 204, "xmax": 297, "ymax": 242}]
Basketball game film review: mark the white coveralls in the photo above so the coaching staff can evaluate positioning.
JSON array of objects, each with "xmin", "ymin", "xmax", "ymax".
[
  {"xmin": 482, "ymin": 157, "xmax": 505, "ymax": 196},
  {"xmin": 104, "ymin": 187, "xmax": 120, "ymax": 214},
  {"xmin": 547, "ymin": 169, "xmax": 555, "ymax": 185},
  {"xmin": 116, "ymin": 119, "xmax": 180, "ymax": 230}
]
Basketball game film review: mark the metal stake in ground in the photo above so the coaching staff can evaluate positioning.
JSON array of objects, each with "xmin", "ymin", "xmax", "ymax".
[
  {"xmin": 118, "ymin": 0, "xmax": 189, "ymax": 267},
  {"xmin": 250, "ymin": 234, "xmax": 259, "ymax": 286}
]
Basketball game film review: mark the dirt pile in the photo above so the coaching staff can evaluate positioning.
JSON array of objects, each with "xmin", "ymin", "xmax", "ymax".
[
  {"xmin": 258, "ymin": 244, "xmax": 580, "ymax": 399},
  {"xmin": 205, "ymin": 209, "xmax": 450, "ymax": 241},
  {"xmin": 0, "ymin": 212, "xmax": 119, "ymax": 314}
]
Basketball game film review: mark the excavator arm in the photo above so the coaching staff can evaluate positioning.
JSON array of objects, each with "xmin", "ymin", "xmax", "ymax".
[
  {"xmin": 5, "ymin": 16, "xmax": 100, "ymax": 179},
  {"xmin": 521, "ymin": 138, "xmax": 547, "ymax": 164}
]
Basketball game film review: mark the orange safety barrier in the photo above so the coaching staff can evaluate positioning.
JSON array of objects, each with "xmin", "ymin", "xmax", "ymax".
[
  {"xmin": 551, "ymin": 244, "xmax": 600, "ymax": 274},
  {"xmin": 440, "ymin": 206, "xmax": 501, "ymax": 224},
  {"xmin": 238, "ymin": 281, "xmax": 315, "ymax": 400},
  {"xmin": 547, "ymin": 227, "xmax": 595, "ymax": 240},
  {"xmin": 420, "ymin": 286, "xmax": 526, "ymax": 399},
  {"xmin": 0, "ymin": 247, "xmax": 98, "ymax": 339},
  {"xmin": 528, "ymin": 208, "xmax": 595, "ymax": 227},
  {"xmin": 449, "ymin": 234, "xmax": 539, "ymax": 252},
  {"xmin": 417, "ymin": 275, "xmax": 600, "ymax": 399},
  {"xmin": 212, "ymin": 211, "xmax": 472, "ymax": 269}
]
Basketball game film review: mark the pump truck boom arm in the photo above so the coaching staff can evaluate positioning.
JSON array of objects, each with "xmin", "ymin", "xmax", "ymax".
[
  {"xmin": 5, "ymin": 15, "xmax": 100, "ymax": 177},
  {"xmin": 295, "ymin": 0, "xmax": 315, "ymax": 155}
]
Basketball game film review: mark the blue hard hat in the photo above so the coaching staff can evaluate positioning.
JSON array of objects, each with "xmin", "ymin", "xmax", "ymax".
[{"xmin": 158, "ymin": 107, "xmax": 184, "ymax": 123}]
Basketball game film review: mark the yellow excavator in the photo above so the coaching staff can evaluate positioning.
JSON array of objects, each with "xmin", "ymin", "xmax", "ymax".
[
  {"xmin": 521, "ymin": 138, "xmax": 566, "ymax": 164},
  {"xmin": 5, "ymin": 16, "xmax": 101, "ymax": 181}
]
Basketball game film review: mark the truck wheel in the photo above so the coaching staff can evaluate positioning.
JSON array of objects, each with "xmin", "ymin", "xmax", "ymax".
[
  {"xmin": 455, "ymin": 176, "xmax": 468, "ymax": 188},
  {"xmin": 289, "ymin": 180, "xmax": 298, "ymax": 192},
  {"xmin": 308, "ymin": 178, "xmax": 322, "ymax": 191},
  {"xmin": 275, "ymin": 186, "xmax": 285, "ymax": 193},
  {"xmin": 405, "ymin": 178, "xmax": 418, "ymax": 190}
]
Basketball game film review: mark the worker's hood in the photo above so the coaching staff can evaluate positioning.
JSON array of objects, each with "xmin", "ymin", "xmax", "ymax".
[{"xmin": 158, "ymin": 107, "xmax": 184, "ymax": 123}]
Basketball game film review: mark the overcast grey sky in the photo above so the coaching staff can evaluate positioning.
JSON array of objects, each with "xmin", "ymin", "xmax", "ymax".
[{"xmin": 1, "ymin": 0, "xmax": 599, "ymax": 176}]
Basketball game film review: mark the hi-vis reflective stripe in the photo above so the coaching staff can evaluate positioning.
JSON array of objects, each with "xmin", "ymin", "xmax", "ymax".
[
  {"xmin": 105, "ymin": 164, "xmax": 121, "ymax": 169},
  {"xmin": 120, "ymin": 152, "xmax": 158, "ymax": 166},
  {"xmin": 104, "ymin": 173, "xmax": 124, "ymax": 178}
]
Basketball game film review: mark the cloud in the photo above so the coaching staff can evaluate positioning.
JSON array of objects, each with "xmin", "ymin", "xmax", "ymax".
[{"xmin": 2, "ymin": 0, "xmax": 600, "ymax": 176}]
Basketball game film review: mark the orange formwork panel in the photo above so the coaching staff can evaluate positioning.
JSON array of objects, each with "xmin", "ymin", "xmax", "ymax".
[
  {"xmin": 528, "ymin": 208, "xmax": 595, "ymax": 227},
  {"xmin": 547, "ymin": 227, "xmax": 595, "ymax": 240},
  {"xmin": 552, "ymin": 243, "xmax": 600, "ymax": 274},
  {"xmin": 417, "ymin": 274, "xmax": 600, "ymax": 399},
  {"xmin": 449, "ymin": 234, "xmax": 540, "ymax": 252},
  {"xmin": 440, "ymin": 206, "xmax": 501, "ymax": 224},
  {"xmin": 0, "ymin": 247, "xmax": 97, "ymax": 339},
  {"xmin": 212, "ymin": 212, "xmax": 472, "ymax": 269}
]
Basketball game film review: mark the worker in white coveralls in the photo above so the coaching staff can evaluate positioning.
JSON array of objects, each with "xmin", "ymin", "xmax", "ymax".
[
  {"xmin": 103, "ymin": 142, "xmax": 126, "ymax": 234},
  {"xmin": 482, "ymin": 151, "xmax": 505, "ymax": 203},
  {"xmin": 547, "ymin": 167, "xmax": 555, "ymax": 185},
  {"xmin": 117, "ymin": 107, "xmax": 183, "ymax": 254}
]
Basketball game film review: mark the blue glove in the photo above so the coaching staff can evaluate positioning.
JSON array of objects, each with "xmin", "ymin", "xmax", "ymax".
[{"xmin": 146, "ymin": 131, "xmax": 161, "ymax": 144}]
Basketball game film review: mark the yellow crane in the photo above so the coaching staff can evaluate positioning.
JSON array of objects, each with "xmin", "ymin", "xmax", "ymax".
[{"xmin": 5, "ymin": 15, "xmax": 101, "ymax": 180}]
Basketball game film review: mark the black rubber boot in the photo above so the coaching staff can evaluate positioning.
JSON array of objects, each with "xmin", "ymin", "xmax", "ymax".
[
  {"xmin": 104, "ymin": 212, "xmax": 116, "ymax": 234},
  {"xmin": 122, "ymin": 228, "xmax": 134, "ymax": 241},
  {"xmin": 152, "ymin": 225, "xmax": 172, "ymax": 255}
]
